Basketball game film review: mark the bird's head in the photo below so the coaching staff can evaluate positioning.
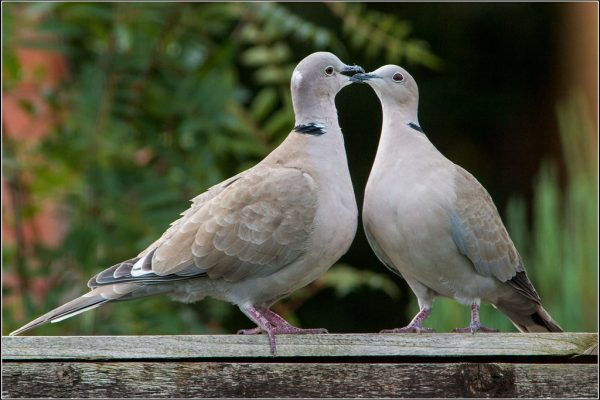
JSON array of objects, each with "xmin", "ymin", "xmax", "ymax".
[
  {"xmin": 351, "ymin": 65, "xmax": 419, "ymax": 108},
  {"xmin": 291, "ymin": 52, "xmax": 364, "ymax": 99}
]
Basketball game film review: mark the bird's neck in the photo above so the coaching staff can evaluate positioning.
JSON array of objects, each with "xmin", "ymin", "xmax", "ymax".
[
  {"xmin": 293, "ymin": 94, "xmax": 339, "ymax": 129},
  {"xmin": 293, "ymin": 95, "xmax": 345, "ymax": 166},
  {"xmin": 374, "ymin": 100, "xmax": 433, "ymax": 165},
  {"xmin": 381, "ymin": 101, "xmax": 420, "ymax": 130},
  {"xmin": 266, "ymin": 96, "xmax": 346, "ymax": 174}
]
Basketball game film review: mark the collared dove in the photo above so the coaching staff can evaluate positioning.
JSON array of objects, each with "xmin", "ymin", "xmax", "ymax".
[
  {"xmin": 10, "ymin": 52, "xmax": 363, "ymax": 353},
  {"xmin": 352, "ymin": 66, "xmax": 562, "ymax": 333}
]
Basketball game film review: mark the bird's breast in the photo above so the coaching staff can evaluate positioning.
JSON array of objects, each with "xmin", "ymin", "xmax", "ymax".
[
  {"xmin": 363, "ymin": 150, "xmax": 459, "ymax": 274},
  {"xmin": 313, "ymin": 146, "xmax": 358, "ymax": 253}
]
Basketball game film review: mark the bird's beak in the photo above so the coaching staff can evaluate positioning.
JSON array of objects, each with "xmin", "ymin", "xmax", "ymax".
[
  {"xmin": 340, "ymin": 64, "xmax": 365, "ymax": 77},
  {"xmin": 350, "ymin": 73, "xmax": 380, "ymax": 83}
]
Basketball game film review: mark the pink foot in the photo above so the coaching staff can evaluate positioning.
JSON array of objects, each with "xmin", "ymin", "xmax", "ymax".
[
  {"xmin": 260, "ymin": 308, "xmax": 328, "ymax": 334},
  {"xmin": 452, "ymin": 303, "xmax": 499, "ymax": 334},
  {"xmin": 452, "ymin": 323, "xmax": 499, "ymax": 334},
  {"xmin": 239, "ymin": 306, "xmax": 328, "ymax": 355},
  {"xmin": 237, "ymin": 326, "xmax": 327, "ymax": 335},
  {"xmin": 381, "ymin": 326, "xmax": 435, "ymax": 333},
  {"xmin": 381, "ymin": 307, "xmax": 434, "ymax": 333},
  {"xmin": 274, "ymin": 326, "xmax": 328, "ymax": 334}
]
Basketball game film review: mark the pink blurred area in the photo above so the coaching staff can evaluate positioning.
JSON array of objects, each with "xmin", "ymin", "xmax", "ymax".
[
  {"xmin": 3, "ymin": 47, "xmax": 69, "ymax": 247},
  {"xmin": 3, "ymin": 44, "xmax": 70, "ymax": 311}
]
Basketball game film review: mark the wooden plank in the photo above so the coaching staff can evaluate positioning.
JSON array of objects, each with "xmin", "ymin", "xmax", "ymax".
[
  {"xmin": 2, "ymin": 333, "xmax": 597, "ymax": 360},
  {"xmin": 2, "ymin": 361, "xmax": 597, "ymax": 398}
]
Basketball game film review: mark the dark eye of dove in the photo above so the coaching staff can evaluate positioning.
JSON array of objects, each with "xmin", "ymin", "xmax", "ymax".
[
  {"xmin": 324, "ymin": 66, "xmax": 334, "ymax": 76},
  {"xmin": 392, "ymin": 72, "xmax": 404, "ymax": 82}
]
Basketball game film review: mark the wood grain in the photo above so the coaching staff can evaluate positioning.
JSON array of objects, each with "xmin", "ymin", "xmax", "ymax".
[
  {"xmin": 3, "ymin": 334, "xmax": 597, "ymax": 398},
  {"xmin": 2, "ymin": 333, "xmax": 597, "ymax": 360},
  {"xmin": 2, "ymin": 361, "xmax": 597, "ymax": 398}
]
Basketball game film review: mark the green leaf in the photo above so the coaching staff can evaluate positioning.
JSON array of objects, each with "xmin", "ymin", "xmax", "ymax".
[
  {"xmin": 263, "ymin": 108, "xmax": 293, "ymax": 138},
  {"xmin": 250, "ymin": 88, "xmax": 278, "ymax": 122}
]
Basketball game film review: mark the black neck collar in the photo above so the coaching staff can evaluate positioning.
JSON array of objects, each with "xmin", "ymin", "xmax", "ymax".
[
  {"xmin": 407, "ymin": 122, "xmax": 424, "ymax": 133},
  {"xmin": 294, "ymin": 122, "xmax": 325, "ymax": 136}
]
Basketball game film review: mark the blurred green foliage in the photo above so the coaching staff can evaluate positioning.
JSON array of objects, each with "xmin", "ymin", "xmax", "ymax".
[
  {"xmin": 509, "ymin": 93, "xmax": 597, "ymax": 332},
  {"xmin": 2, "ymin": 2, "xmax": 436, "ymax": 335}
]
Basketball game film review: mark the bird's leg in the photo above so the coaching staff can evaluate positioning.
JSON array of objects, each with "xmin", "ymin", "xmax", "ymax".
[
  {"xmin": 237, "ymin": 306, "xmax": 272, "ymax": 335},
  {"xmin": 380, "ymin": 307, "xmax": 435, "ymax": 333},
  {"xmin": 237, "ymin": 305, "xmax": 279, "ymax": 355},
  {"xmin": 261, "ymin": 308, "xmax": 328, "ymax": 334},
  {"xmin": 237, "ymin": 306, "xmax": 328, "ymax": 355},
  {"xmin": 238, "ymin": 307, "xmax": 328, "ymax": 335},
  {"xmin": 452, "ymin": 303, "xmax": 499, "ymax": 333}
]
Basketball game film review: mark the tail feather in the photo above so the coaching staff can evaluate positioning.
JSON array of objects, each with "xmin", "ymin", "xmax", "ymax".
[
  {"xmin": 9, "ymin": 293, "xmax": 109, "ymax": 336},
  {"xmin": 529, "ymin": 307, "xmax": 563, "ymax": 332},
  {"xmin": 497, "ymin": 302, "xmax": 563, "ymax": 333},
  {"xmin": 9, "ymin": 282, "xmax": 149, "ymax": 336}
]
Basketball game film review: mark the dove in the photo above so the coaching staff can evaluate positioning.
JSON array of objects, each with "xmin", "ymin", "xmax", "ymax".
[
  {"xmin": 352, "ymin": 65, "xmax": 562, "ymax": 333},
  {"xmin": 10, "ymin": 52, "xmax": 363, "ymax": 354}
]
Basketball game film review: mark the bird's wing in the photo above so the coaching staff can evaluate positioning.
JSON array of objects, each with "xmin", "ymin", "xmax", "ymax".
[
  {"xmin": 89, "ymin": 166, "xmax": 318, "ymax": 286},
  {"xmin": 449, "ymin": 166, "xmax": 541, "ymax": 303},
  {"xmin": 141, "ymin": 172, "xmax": 247, "ymax": 255},
  {"xmin": 87, "ymin": 173, "xmax": 246, "ymax": 288}
]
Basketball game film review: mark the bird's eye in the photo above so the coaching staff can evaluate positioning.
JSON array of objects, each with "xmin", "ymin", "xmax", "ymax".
[
  {"xmin": 324, "ymin": 66, "xmax": 335, "ymax": 76},
  {"xmin": 392, "ymin": 72, "xmax": 404, "ymax": 82}
]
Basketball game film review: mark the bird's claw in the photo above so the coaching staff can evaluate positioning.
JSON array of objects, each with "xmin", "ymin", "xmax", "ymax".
[
  {"xmin": 277, "ymin": 327, "xmax": 328, "ymax": 334},
  {"xmin": 452, "ymin": 323, "xmax": 499, "ymax": 334},
  {"xmin": 239, "ymin": 326, "xmax": 328, "ymax": 335},
  {"xmin": 380, "ymin": 326, "xmax": 435, "ymax": 334},
  {"xmin": 238, "ymin": 325, "xmax": 328, "ymax": 356}
]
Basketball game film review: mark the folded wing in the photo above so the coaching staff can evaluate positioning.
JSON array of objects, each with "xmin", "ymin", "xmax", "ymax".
[
  {"xmin": 450, "ymin": 166, "xmax": 541, "ymax": 303},
  {"xmin": 89, "ymin": 166, "xmax": 318, "ymax": 287}
]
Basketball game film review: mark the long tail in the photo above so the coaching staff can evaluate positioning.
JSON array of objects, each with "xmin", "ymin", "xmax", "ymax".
[
  {"xmin": 9, "ymin": 282, "xmax": 169, "ymax": 336},
  {"xmin": 492, "ymin": 270, "xmax": 563, "ymax": 333},
  {"xmin": 496, "ymin": 301, "xmax": 563, "ymax": 332}
]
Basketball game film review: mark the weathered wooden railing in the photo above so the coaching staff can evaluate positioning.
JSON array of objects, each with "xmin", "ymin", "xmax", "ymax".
[{"xmin": 2, "ymin": 333, "xmax": 598, "ymax": 398}]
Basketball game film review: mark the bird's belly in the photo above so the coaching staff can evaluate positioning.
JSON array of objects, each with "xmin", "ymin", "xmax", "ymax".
[
  {"xmin": 264, "ymin": 180, "xmax": 358, "ymax": 301},
  {"xmin": 172, "ymin": 171, "xmax": 357, "ymax": 308},
  {"xmin": 402, "ymin": 251, "xmax": 498, "ymax": 305},
  {"xmin": 229, "ymin": 180, "xmax": 357, "ymax": 306},
  {"xmin": 365, "ymin": 189, "xmax": 496, "ymax": 304}
]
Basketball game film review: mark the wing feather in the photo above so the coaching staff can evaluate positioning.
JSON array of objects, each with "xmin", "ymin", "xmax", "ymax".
[
  {"xmin": 450, "ymin": 166, "xmax": 541, "ymax": 302},
  {"xmin": 87, "ymin": 166, "xmax": 317, "ymax": 287},
  {"xmin": 151, "ymin": 166, "xmax": 317, "ymax": 282}
]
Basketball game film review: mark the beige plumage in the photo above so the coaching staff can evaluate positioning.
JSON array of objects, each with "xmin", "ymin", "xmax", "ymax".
[
  {"xmin": 353, "ymin": 65, "xmax": 562, "ymax": 333},
  {"xmin": 11, "ymin": 52, "xmax": 363, "ymax": 353}
]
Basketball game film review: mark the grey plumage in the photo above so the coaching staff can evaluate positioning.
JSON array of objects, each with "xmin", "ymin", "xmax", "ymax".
[
  {"xmin": 11, "ymin": 52, "xmax": 362, "ymax": 352},
  {"xmin": 355, "ymin": 65, "xmax": 562, "ymax": 333}
]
